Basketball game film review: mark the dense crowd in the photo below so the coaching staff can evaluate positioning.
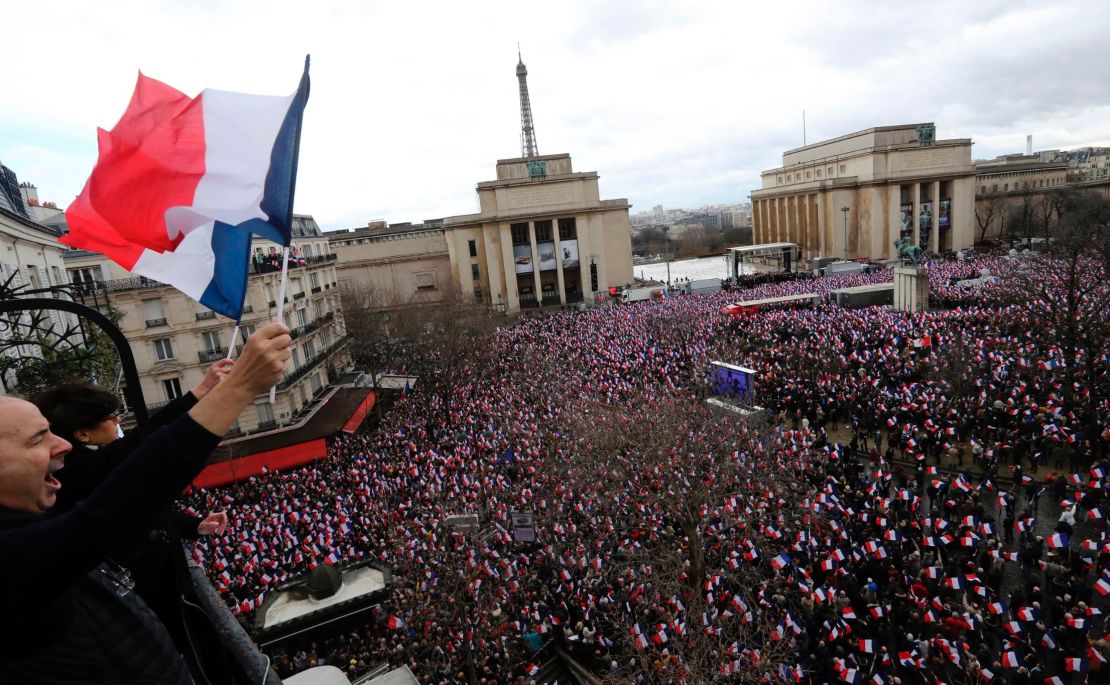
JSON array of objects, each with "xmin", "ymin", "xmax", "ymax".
[{"xmin": 182, "ymin": 253, "xmax": 1109, "ymax": 684}]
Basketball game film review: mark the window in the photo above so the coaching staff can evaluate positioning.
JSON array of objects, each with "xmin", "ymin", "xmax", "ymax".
[
  {"xmin": 805, "ymin": 171, "xmax": 811, "ymax": 179},
  {"xmin": 414, "ymin": 271, "xmax": 437, "ymax": 291},
  {"xmin": 474, "ymin": 286, "xmax": 484, "ymax": 301},
  {"xmin": 310, "ymin": 372, "xmax": 323, "ymax": 393},
  {"xmin": 153, "ymin": 338, "xmax": 174, "ymax": 361},
  {"xmin": 145, "ymin": 299, "xmax": 166, "ymax": 326},
  {"xmin": 839, "ymin": 165, "xmax": 846, "ymax": 173},
  {"xmin": 1003, "ymin": 183, "xmax": 1008, "ymax": 191},
  {"xmin": 50, "ymin": 266, "xmax": 61, "ymax": 286},
  {"xmin": 310, "ymin": 272, "xmax": 320, "ymax": 289},
  {"xmin": 776, "ymin": 176, "xmax": 782, "ymax": 184},
  {"xmin": 468, "ymin": 240, "xmax": 478, "ymax": 257},
  {"xmin": 558, "ymin": 218, "xmax": 577, "ymax": 241},
  {"xmin": 827, "ymin": 167, "xmax": 833, "ymax": 175},
  {"xmin": 162, "ymin": 378, "xmax": 183, "ymax": 401},
  {"xmin": 291, "ymin": 278, "xmax": 303, "ymax": 296},
  {"xmin": 298, "ymin": 308, "xmax": 309, "ymax": 327},
  {"xmin": 511, "ymin": 223, "xmax": 530, "ymax": 246},
  {"xmin": 534, "ymin": 220, "xmax": 553, "ymax": 242},
  {"xmin": 304, "ymin": 339, "xmax": 316, "ymax": 359},
  {"xmin": 292, "ymin": 347, "xmax": 301, "ymax": 367},
  {"xmin": 256, "ymin": 402, "xmax": 274, "ymax": 426},
  {"xmin": 241, "ymin": 324, "xmax": 256, "ymax": 340},
  {"xmin": 471, "ymin": 263, "xmax": 480, "ymax": 281},
  {"xmin": 314, "ymin": 301, "xmax": 326, "ymax": 319},
  {"xmin": 816, "ymin": 169, "xmax": 822, "ymax": 178},
  {"xmin": 202, "ymin": 330, "xmax": 221, "ymax": 352}
]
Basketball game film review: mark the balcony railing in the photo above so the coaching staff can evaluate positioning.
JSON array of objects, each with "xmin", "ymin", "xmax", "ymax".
[
  {"xmin": 256, "ymin": 420, "xmax": 277, "ymax": 432},
  {"xmin": 195, "ymin": 311, "xmax": 216, "ymax": 321},
  {"xmin": 249, "ymin": 252, "xmax": 337, "ymax": 275},
  {"xmin": 145, "ymin": 318, "xmax": 167, "ymax": 328},
  {"xmin": 519, "ymin": 293, "xmax": 539, "ymax": 309},
  {"xmin": 198, "ymin": 348, "xmax": 226, "ymax": 363},
  {"xmin": 293, "ymin": 292, "xmax": 305, "ymax": 300},
  {"xmin": 541, "ymin": 294, "xmax": 561, "ymax": 307},
  {"xmin": 241, "ymin": 305, "xmax": 254, "ymax": 314},
  {"xmin": 311, "ymin": 286, "xmax": 322, "ymax": 294}
]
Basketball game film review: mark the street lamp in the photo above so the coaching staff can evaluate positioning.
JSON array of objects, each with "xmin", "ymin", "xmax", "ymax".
[
  {"xmin": 662, "ymin": 226, "xmax": 671, "ymax": 286},
  {"xmin": 840, "ymin": 206, "xmax": 850, "ymax": 262}
]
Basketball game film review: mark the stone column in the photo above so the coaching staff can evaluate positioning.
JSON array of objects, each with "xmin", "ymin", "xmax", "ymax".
[
  {"xmin": 816, "ymin": 191, "xmax": 826, "ymax": 258},
  {"xmin": 552, "ymin": 222, "xmax": 566, "ymax": 305},
  {"xmin": 888, "ymin": 184, "xmax": 902, "ymax": 260},
  {"xmin": 931, "ymin": 181, "xmax": 941, "ymax": 253},
  {"xmin": 911, "ymin": 182, "xmax": 921, "ymax": 248},
  {"xmin": 529, "ymin": 222, "xmax": 542, "ymax": 304},
  {"xmin": 498, "ymin": 223, "xmax": 519, "ymax": 312}
]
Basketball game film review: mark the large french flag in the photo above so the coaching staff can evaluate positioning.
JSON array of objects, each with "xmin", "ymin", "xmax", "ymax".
[{"xmin": 63, "ymin": 61, "xmax": 310, "ymax": 319}]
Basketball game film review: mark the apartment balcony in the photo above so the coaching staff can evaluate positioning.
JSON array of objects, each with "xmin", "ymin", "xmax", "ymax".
[
  {"xmin": 198, "ymin": 348, "xmax": 227, "ymax": 363},
  {"xmin": 145, "ymin": 318, "xmax": 167, "ymax": 328},
  {"xmin": 195, "ymin": 311, "xmax": 216, "ymax": 321}
]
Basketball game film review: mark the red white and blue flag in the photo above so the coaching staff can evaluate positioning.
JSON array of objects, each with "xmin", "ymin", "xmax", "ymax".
[{"xmin": 64, "ymin": 62, "xmax": 310, "ymax": 319}]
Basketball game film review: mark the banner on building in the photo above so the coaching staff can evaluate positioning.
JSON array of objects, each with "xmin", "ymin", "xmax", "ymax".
[
  {"xmin": 537, "ymin": 243, "xmax": 557, "ymax": 271},
  {"xmin": 900, "ymin": 204, "xmax": 914, "ymax": 234},
  {"xmin": 513, "ymin": 244, "xmax": 533, "ymax": 274},
  {"xmin": 939, "ymin": 199, "xmax": 951, "ymax": 228},
  {"xmin": 560, "ymin": 239, "xmax": 580, "ymax": 268}
]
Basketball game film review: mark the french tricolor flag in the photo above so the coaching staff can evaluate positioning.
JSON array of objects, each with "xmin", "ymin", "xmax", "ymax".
[
  {"xmin": 858, "ymin": 639, "xmax": 876, "ymax": 653},
  {"xmin": 1001, "ymin": 651, "xmax": 1019, "ymax": 668},
  {"xmin": 1046, "ymin": 532, "xmax": 1068, "ymax": 549},
  {"xmin": 63, "ymin": 62, "xmax": 310, "ymax": 319}
]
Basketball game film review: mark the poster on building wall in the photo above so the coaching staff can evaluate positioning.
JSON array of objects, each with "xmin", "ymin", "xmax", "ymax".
[
  {"xmin": 919, "ymin": 201, "xmax": 933, "ymax": 231},
  {"xmin": 939, "ymin": 199, "xmax": 951, "ymax": 228},
  {"xmin": 537, "ymin": 242, "xmax": 557, "ymax": 271},
  {"xmin": 560, "ymin": 239, "xmax": 580, "ymax": 268},
  {"xmin": 513, "ymin": 244, "xmax": 533, "ymax": 274},
  {"xmin": 900, "ymin": 204, "xmax": 914, "ymax": 234}
]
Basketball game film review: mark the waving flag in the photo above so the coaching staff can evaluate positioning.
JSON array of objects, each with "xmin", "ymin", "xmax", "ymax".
[{"xmin": 63, "ymin": 60, "xmax": 310, "ymax": 318}]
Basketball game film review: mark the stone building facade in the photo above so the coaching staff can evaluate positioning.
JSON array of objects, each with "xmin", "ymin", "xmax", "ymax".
[
  {"xmin": 330, "ymin": 153, "xmax": 633, "ymax": 313},
  {"xmin": 750, "ymin": 124, "xmax": 976, "ymax": 261},
  {"xmin": 64, "ymin": 215, "xmax": 347, "ymax": 437}
]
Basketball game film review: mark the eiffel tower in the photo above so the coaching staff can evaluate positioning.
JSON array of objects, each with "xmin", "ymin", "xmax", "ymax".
[{"xmin": 516, "ymin": 46, "xmax": 539, "ymax": 158}]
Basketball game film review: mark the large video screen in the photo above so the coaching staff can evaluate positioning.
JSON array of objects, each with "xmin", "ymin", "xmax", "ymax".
[{"xmin": 710, "ymin": 361, "xmax": 755, "ymax": 404}]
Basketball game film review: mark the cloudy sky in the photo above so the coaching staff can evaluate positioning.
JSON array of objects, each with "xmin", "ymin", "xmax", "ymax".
[{"xmin": 3, "ymin": 0, "xmax": 1108, "ymax": 231}]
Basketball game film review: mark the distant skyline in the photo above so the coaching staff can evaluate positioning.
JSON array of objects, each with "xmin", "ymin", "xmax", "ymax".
[{"xmin": 2, "ymin": 1, "xmax": 1109, "ymax": 233}]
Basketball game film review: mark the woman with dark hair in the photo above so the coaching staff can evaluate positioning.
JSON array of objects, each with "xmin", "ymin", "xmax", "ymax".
[
  {"xmin": 31, "ymin": 361, "xmax": 235, "ymax": 653},
  {"xmin": 33, "ymin": 360, "xmax": 232, "ymax": 524}
]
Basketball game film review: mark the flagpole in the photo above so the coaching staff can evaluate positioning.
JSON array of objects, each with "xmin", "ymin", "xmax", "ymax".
[
  {"xmin": 269, "ymin": 247, "xmax": 290, "ymax": 403},
  {"xmin": 268, "ymin": 55, "xmax": 310, "ymax": 405},
  {"xmin": 226, "ymin": 324, "xmax": 240, "ymax": 360}
]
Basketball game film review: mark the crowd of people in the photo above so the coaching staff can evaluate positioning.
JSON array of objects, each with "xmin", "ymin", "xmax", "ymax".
[{"xmin": 181, "ymin": 253, "xmax": 1109, "ymax": 684}]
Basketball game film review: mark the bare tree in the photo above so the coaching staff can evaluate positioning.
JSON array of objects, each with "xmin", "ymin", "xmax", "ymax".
[
  {"xmin": 1004, "ymin": 190, "xmax": 1110, "ymax": 456},
  {"xmin": 974, "ymin": 191, "xmax": 1006, "ymax": 244},
  {"xmin": 338, "ymin": 280, "xmax": 414, "ymax": 417},
  {"xmin": 559, "ymin": 396, "xmax": 801, "ymax": 683}
]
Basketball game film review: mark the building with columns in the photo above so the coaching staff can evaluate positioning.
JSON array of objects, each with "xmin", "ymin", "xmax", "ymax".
[
  {"xmin": 329, "ymin": 53, "xmax": 633, "ymax": 313},
  {"xmin": 750, "ymin": 123, "xmax": 976, "ymax": 261},
  {"xmin": 330, "ymin": 153, "xmax": 634, "ymax": 312}
]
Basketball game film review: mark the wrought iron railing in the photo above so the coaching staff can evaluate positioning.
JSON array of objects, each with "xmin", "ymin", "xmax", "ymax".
[
  {"xmin": 198, "ymin": 348, "xmax": 226, "ymax": 363},
  {"xmin": 145, "ymin": 317, "xmax": 167, "ymax": 328},
  {"xmin": 195, "ymin": 311, "xmax": 216, "ymax": 321}
]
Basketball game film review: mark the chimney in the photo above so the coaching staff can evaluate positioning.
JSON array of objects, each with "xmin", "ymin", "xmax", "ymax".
[{"xmin": 1027, "ymin": 135, "xmax": 1033, "ymax": 156}]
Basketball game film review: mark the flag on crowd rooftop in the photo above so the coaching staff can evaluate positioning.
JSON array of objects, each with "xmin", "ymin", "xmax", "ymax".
[{"xmin": 63, "ymin": 59, "xmax": 310, "ymax": 319}]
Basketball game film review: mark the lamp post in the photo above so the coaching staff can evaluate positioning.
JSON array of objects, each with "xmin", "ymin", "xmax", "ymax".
[
  {"xmin": 840, "ymin": 206, "xmax": 850, "ymax": 262},
  {"xmin": 662, "ymin": 226, "xmax": 671, "ymax": 286}
]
